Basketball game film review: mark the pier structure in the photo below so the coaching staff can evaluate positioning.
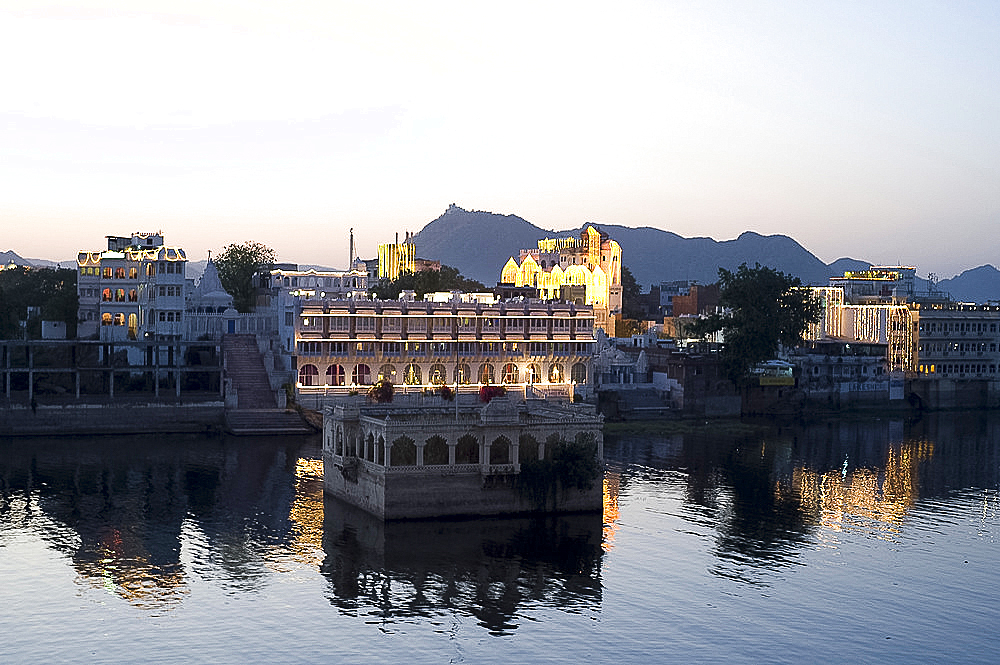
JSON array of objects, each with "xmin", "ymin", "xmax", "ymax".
[{"xmin": 323, "ymin": 395, "xmax": 604, "ymax": 519}]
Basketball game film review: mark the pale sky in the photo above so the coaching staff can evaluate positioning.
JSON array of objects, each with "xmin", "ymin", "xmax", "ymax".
[{"xmin": 2, "ymin": 0, "xmax": 998, "ymax": 278}]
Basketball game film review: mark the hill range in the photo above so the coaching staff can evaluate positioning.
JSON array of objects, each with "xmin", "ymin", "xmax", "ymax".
[
  {"xmin": 5, "ymin": 206, "xmax": 999, "ymax": 303},
  {"xmin": 411, "ymin": 205, "xmax": 1000, "ymax": 304}
]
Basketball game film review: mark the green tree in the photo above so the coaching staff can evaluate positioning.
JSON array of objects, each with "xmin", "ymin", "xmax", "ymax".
[
  {"xmin": 689, "ymin": 263, "xmax": 821, "ymax": 384},
  {"xmin": 0, "ymin": 267, "xmax": 78, "ymax": 339},
  {"xmin": 214, "ymin": 241, "xmax": 275, "ymax": 313},
  {"xmin": 620, "ymin": 265, "xmax": 643, "ymax": 320},
  {"xmin": 369, "ymin": 265, "xmax": 485, "ymax": 300}
]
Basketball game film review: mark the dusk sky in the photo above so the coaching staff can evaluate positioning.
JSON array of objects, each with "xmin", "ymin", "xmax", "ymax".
[{"xmin": 3, "ymin": 0, "xmax": 998, "ymax": 278}]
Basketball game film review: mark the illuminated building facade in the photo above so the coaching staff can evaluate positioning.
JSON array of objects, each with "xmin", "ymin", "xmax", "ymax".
[
  {"xmin": 77, "ymin": 233, "xmax": 188, "ymax": 341},
  {"xmin": 829, "ymin": 266, "xmax": 916, "ymax": 303},
  {"xmin": 293, "ymin": 295, "xmax": 596, "ymax": 391},
  {"xmin": 500, "ymin": 225, "xmax": 622, "ymax": 333},
  {"xmin": 378, "ymin": 232, "xmax": 416, "ymax": 281},
  {"xmin": 913, "ymin": 303, "xmax": 1000, "ymax": 378}
]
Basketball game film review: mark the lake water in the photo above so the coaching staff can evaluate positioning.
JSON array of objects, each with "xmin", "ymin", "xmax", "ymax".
[{"xmin": 1, "ymin": 413, "xmax": 997, "ymax": 664}]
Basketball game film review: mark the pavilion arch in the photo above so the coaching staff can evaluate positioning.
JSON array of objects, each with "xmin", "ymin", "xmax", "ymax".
[
  {"xmin": 378, "ymin": 364, "xmax": 396, "ymax": 382},
  {"xmin": 423, "ymin": 435, "xmax": 449, "ymax": 465},
  {"xmin": 526, "ymin": 363, "xmax": 541, "ymax": 383},
  {"xmin": 548, "ymin": 363, "xmax": 564, "ymax": 383},
  {"xmin": 489, "ymin": 435, "xmax": 512, "ymax": 465},
  {"xmin": 518, "ymin": 434, "xmax": 540, "ymax": 463},
  {"xmin": 478, "ymin": 363, "xmax": 495, "ymax": 385},
  {"xmin": 375, "ymin": 435, "xmax": 385, "ymax": 465},
  {"xmin": 571, "ymin": 362, "xmax": 587, "ymax": 384},
  {"xmin": 390, "ymin": 436, "xmax": 417, "ymax": 466},
  {"xmin": 501, "ymin": 363, "xmax": 518, "ymax": 384},
  {"xmin": 455, "ymin": 363, "xmax": 471, "ymax": 384},
  {"xmin": 455, "ymin": 434, "xmax": 479, "ymax": 464},
  {"xmin": 545, "ymin": 433, "xmax": 565, "ymax": 460}
]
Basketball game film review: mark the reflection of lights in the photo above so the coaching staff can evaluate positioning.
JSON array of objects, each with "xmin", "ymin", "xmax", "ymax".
[
  {"xmin": 285, "ymin": 457, "xmax": 325, "ymax": 568},
  {"xmin": 602, "ymin": 473, "xmax": 621, "ymax": 552},
  {"xmin": 790, "ymin": 439, "xmax": 934, "ymax": 536}
]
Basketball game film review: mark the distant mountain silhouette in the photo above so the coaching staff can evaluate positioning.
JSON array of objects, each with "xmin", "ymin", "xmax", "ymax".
[
  {"xmin": 1, "ymin": 250, "xmax": 64, "ymax": 269},
  {"xmin": 411, "ymin": 205, "xmax": 870, "ymax": 288},
  {"xmin": 935, "ymin": 265, "xmax": 1000, "ymax": 304}
]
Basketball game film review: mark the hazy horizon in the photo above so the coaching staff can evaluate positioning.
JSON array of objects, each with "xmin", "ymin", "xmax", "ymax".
[{"xmin": 4, "ymin": 1, "xmax": 997, "ymax": 278}]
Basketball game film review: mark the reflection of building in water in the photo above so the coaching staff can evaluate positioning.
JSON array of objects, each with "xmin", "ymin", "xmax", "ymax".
[
  {"xmin": 0, "ymin": 434, "xmax": 317, "ymax": 609},
  {"xmin": 790, "ymin": 438, "xmax": 935, "ymax": 532},
  {"xmin": 602, "ymin": 472, "xmax": 621, "ymax": 552},
  {"xmin": 320, "ymin": 496, "xmax": 603, "ymax": 633}
]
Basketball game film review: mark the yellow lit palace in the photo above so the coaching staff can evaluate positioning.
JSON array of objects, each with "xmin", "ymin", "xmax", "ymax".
[{"xmin": 500, "ymin": 226, "xmax": 622, "ymax": 333}]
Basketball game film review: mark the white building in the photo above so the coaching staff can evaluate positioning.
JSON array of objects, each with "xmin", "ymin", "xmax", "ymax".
[{"xmin": 77, "ymin": 233, "xmax": 187, "ymax": 341}]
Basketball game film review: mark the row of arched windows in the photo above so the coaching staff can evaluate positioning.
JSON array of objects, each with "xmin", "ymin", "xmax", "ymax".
[
  {"xmin": 332, "ymin": 431, "xmax": 595, "ymax": 468},
  {"xmin": 299, "ymin": 361, "xmax": 587, "ymax": 386}
]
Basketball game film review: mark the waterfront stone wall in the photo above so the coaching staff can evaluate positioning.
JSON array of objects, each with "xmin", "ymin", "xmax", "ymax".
[{"xmin": 0, "ymin": 402, "xmax": 225, "ymax": 436}]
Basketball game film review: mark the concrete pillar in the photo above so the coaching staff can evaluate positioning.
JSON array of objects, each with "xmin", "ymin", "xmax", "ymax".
[
  {"xmin": 416, "ymin": 443, "xmax": 424, "ymax": 466},
  {"xmin": 448, "ymin": 440, "xmax": 456, "ymax": 466}
]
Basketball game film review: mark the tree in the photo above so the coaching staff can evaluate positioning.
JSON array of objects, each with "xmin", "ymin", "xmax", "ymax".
[
  {"xmin": 620, "ymin": 265, "xmax": 643, "ymax": 320},
  {"xmin": 0, "ymin": 267, "xmax": 78, "ymax": 339},
  {"xmin": 689, "ymin": 263, "xmax": 821, "ymax": 384},
  {"xmin": 214, "ymin": 241, "xmax": 275, "ymax": 313},
  {"xmin": 369, "ymin": 265, "xmax": 485, "ymax": 300}
]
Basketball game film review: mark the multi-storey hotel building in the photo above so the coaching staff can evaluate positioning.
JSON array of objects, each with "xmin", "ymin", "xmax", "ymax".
[
  {"xmin": 294, "ymin": 295, "xmax": 596, "ymax": 390},
  {"xmin": 77, "ymin": 233, "xmax": 188, "ymax": 341},
  {"xmin": 913, "ymin": 303, "xmax": 1000, "ymax": 378}
]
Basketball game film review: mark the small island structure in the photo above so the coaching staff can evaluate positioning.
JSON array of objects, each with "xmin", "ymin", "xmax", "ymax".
[{"xmin": 322, "ymin": 394, "xmax": 604, "ymax": 519}]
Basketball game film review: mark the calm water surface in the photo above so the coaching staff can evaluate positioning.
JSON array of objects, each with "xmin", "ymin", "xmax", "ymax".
[{"xmin": 1, "ymin": 413, "xmax": 997, "ymax": 664}]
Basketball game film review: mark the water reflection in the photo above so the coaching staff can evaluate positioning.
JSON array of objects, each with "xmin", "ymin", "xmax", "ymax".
[
  {"xmin": 604, "ymin": 413, "xmax": 1000, "ymax": 584},
  {"xmin": 320, "ymin": 498, "xmax": 604, "ymax": 635},
  {"xmin": 0, "ymin": 434, "xmax": 320, "ymax": 610}
]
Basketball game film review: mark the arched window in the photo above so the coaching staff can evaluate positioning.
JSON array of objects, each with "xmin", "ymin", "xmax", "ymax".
[
  {"xmin": 526, "ymin": 363, "xmax": 540, "ymax": 383},
  {"xmin": 455, "ymin": 434, "xmax": 479, "ymax": 464},
  {"xmin": 113, "ymin": 313, "xmax": 125, "ymax": 326},
  {"xmin": 127, "ymin": 314, "xmax": 138, "ymax": 340},
  {"xmin": 429, "ymin": 363, "xmax": 447, "ymax": 385},
  {"xmin": 455, "ymin": 363, "xmax": 471, "ymax": 385},
  {"xmin": 501, "ymin": 363, "xmax": 518, "ymax": 384},
  {"xmin": 519, "ymin": 434, "xmax": 540, "ymax": 463},
  {"xmin": 403, "ymin": 363, "xmax": 422, "ymax": 385},
  {"xmin": 102, "ymin": 288, "xmax": 112, "ymax": 302},
  {"xmin": 115, "ymin": 267, "xmax": 126, "ymax": 279},
  {"xmin": 424, "ymin": 436, "xmax": 449, "ymax": 465},
  {"xmin": 478, "ymin": 363, "xmax": 495, "ymax": 385},
  {"xmin": 390, "ymin": 436, "xmax": 416, "ymax": 467},
  {"xmin": 129, "ymin": 267, "xmax": 138, "ymax": 279},
  {"xmin": 115, "ymin": 289, "xmax": 126, "ymax": 302},
  {"xmin": 548, "ymin": 363, "xmax": 564, "ymax": 383},
  {"xmin": 571, "ymin": 362, "xmax": 587, "ymax": 384},
  {"xmin": 101, "ymin": 313, "xmax": 113, "ymax": 326},
  {"xmin": 325, "ymin": 364, "xmax": 345, "ymax": 386},
  {"xmin": 378, "ymin": 363, "xmax": 396, "ymax": 382},
  {"xmin": 128, "ymin": 289, "xmax": 138, "ymax": 302},
  {"xmin": 489, "ymin": 436, "xmax": 511, "ymax": 464},
  {"xmin": 352, "ymin": 364, "xmax": 372, "ymax": 385},
  {"xmin": 299, "ymin": 364, "xmax": 319, "ymax": 386}
]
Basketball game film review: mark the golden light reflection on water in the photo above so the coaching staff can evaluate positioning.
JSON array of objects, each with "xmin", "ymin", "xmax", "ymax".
[
  {"xmin": 602, "ymin": 473, "xmax": 621, "ymax": 552},
  {"xmin": 790, "ymin": 438, "xmax": 935, "ymax": 537},
  {"xmin": 284, "ymin": 457, "xmax": 325, "ymax": 568},
  {"xmin": 73, "ymin": 527, "xmax": 189, "ymax": 612}
]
